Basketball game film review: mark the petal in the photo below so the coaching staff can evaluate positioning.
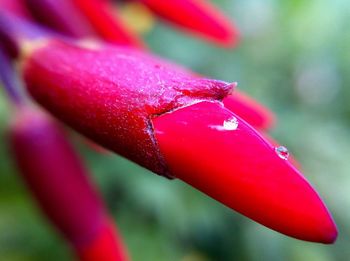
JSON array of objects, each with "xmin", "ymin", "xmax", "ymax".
[
  {"xmin": 153, "ymin": 101, "xmax": 337, "ymax": 243},
  {"xmin": 140, "ymin": 0, "xmax": 239, "ymax": 47}
]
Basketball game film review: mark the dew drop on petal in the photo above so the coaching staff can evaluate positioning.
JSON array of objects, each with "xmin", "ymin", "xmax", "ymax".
[
  {"xmin": 223, "ymin": 117, "xmax": 238, "ymax": 130},
  {"xmin": 275, "ymin": 146, "xmax": 289, "ymax": 160}
]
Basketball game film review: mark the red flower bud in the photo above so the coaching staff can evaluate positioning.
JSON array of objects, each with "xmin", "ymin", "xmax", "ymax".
[{"xmin": 20, "ymin": 39, "xmax": 337, "ymax": 243}]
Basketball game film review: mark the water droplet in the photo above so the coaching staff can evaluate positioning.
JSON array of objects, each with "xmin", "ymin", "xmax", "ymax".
[
  {"xmin": 209, "ymin": 117, "xmax": 239, "ymax": 131},
  {"xmin": 275, "ymin": 146, "xmax": 289, "ymax": 160},
  {"xmin": 223, "ymin": 117, "xmax": 238, "ymax": 130}
]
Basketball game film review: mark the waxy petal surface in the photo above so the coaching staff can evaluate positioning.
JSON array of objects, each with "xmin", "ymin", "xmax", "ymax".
[{"xmin": 153, "ymin": 101, "xmax": 337, "ymax": 243}]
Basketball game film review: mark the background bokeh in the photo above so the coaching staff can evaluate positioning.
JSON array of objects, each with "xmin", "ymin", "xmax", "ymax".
[{"xmin": 1, "ymin": 0, "xmax": 350, "ymax": 260}]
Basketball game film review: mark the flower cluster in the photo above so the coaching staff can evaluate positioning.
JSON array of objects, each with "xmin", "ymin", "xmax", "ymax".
[{"xmin": 0, "ymin": 0, "xmax": 337, "ymax": 260}]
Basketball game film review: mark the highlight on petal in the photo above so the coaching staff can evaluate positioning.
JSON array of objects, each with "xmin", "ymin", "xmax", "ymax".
[
  {"xmin": 152, "ymin": 101, "xmax": 337, "ymax": 243},
  {"xmin": 223, "ymin": 90, "xmax": 276, "ymax": 130},
  {"xmin": 140, "ymin": 0, "xmax": 239, "ymax": 47}
]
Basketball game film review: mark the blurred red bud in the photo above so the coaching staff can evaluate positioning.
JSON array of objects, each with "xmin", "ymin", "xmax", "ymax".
[
  {"xmin": 139, "ymin": 0, "xmax": 239, "ymax": 47},
  {"xmin": 9, "ymin": 106, "xmax": 129, "ymax": 260}
]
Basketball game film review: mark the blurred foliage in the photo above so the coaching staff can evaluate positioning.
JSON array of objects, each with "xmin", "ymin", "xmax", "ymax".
[{"xmin": 1, "ymin": 0, "xmax": 350, "ymax": 260}]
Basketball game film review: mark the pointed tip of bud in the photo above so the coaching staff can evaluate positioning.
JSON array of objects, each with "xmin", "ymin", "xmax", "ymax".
[
  {"xmin": 211, "ymin": 26, "xmax": 240, "ymax": 48},
  {"xmin": 319, "ymin": 217, "xmax": 338, "ymax": 244},
  {"xmin": 153, "ymin": 101, "xmax": 337, "ymax": 243},
  {"xmin": 226, "ymin": 82, "xmax": 237, "ymax": 94}
]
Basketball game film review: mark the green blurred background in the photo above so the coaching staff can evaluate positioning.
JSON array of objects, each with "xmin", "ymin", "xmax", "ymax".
[{"xmin": 1, "ymin": 0, "xmax": 350, "ymax": 260}]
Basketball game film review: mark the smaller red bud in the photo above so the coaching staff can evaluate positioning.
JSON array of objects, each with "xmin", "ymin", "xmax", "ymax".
[{"xmin": 9, "ymin": 106, "xmax": 129, "ymax": 260}]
